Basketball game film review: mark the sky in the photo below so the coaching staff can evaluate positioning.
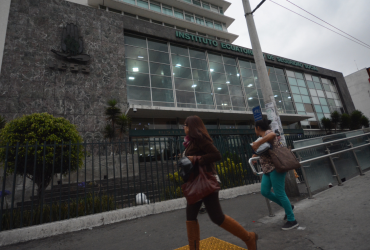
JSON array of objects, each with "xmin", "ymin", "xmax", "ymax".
[{"xmin": 225, "ymin": 0, "xmax": 370, "ymax": 76}]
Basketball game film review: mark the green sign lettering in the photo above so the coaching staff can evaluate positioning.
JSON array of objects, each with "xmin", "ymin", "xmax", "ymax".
[{"xmin": 175, "ymin": 31, "xmax": 318, "ymax": 71}]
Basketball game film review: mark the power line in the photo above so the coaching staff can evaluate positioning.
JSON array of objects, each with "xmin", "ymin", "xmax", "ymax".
[
  {"xmin": 286, "ymin": 0, "xmax": 370, "ymax": 48},
  {"xmin": 268, "ymin": 0, "xmax": 370, "ymax": 50}
]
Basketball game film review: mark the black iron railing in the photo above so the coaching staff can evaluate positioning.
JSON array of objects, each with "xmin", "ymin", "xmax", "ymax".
[{"xmin": 0, "ymin": 134, "xmax": 321, "ymax": 231}]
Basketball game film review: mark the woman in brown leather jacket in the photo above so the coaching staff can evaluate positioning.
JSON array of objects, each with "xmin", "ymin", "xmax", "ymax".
[{"xmin": 183, "ymin": 116, "xmax": 258, "ymax": 250}]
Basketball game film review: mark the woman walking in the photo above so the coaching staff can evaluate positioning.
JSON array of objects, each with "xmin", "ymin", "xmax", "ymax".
[
  {"xmin": 252, "ymin": 119, "xmax": 299, "ymax": 230},
  {"xmin": 183, "ymin": 116, "xmax": 258, "ymax": 250}
]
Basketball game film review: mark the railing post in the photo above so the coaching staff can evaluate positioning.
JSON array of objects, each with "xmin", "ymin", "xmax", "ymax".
[
  {"xmin": 325, "ymin": 147, "xmax": 342, "ymax": 186},
  {"xmin": 348, "ymin": 142, "xmax": 365, "ymax": 176},
  {"xmin": 297, "ymin": 155, "xmax": 313, "ymax": 199}
]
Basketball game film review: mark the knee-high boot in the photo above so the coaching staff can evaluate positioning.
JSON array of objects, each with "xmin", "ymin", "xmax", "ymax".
[
  {"xmin": 220, "ymin": 215, "xmax": 258, "ymax": 250},
  {"xmin": 186, "ymin": 220, "xmax": 200, "ymax": 250}
]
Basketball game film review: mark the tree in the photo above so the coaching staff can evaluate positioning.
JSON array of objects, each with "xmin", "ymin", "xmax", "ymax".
[
  {"xmin": 361, "ymin": 115, "xmax": 370, "ymax": 128},
  {"xmin": 340, "ymin": 113, "xmax": 351, "ymax": 130},
  {"xmin": 105, "ymin": 99, "xmax": 121, "ymax": 136},
  {"xmin": 116, "ymin": 114, "xmax": 131, "ymax": 139},
  {"xmin": 103, "ymin": 99, "xmax": 130, "ymax": 141},
  {"xmin": 0, "ymin": 115, "xmax": 6, "ymax": 130},
  {"xmin": 350, "ymin": 110, "xmax": 363, "ymax": 130},
  {"xmin": 103, "ymin": 124, "xmax": 115, "ymax": 142},
  {"xmin": 330, "ymin": 111, "xmax": 340, "ymax": 133},
  {"xmin": 321, "ymin": 117, "xmax": 332, "ymax": 134},
  {"xmin": 0, "ymin": 113, "xmax": 83, "ymax": 201}
]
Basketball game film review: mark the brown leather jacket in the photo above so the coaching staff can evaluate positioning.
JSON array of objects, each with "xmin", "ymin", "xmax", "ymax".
[{"xmin": 184, "ymin": 138, "xmax": 222, "ymax": 175}]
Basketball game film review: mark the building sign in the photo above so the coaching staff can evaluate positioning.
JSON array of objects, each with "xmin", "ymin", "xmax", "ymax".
[
  {"xmin": 175, "ymin": 31, "xmax": 318, "ymax": 71},
  {"xmin": 49, "ymin": 23, "xmax": 91, "ymax": 73}
]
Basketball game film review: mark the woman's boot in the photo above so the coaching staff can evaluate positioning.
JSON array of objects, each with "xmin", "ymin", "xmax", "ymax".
[
  {"xmin": 186, "ymin": 220, "xmax": 200, "ymax": 250},
  {"xmin": 220, "ymin": 215, "xmax": 258, "ymax": 250}
]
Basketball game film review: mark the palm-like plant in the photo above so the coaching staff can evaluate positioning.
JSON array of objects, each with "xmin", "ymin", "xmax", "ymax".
[
  {"xmin": 0, "ymin": 115, "xmax": 6, "ymax": 129},
  {"xmin": 103, "ymin": 124, "xmax": 115, "ymax": 142},
  {"xmin": 104, "ymin": 99, "xmax": 121, "ymax": 140},
  {"xmin": 116, "ymin": 114, "xmax": 131, "ymax": 139}
]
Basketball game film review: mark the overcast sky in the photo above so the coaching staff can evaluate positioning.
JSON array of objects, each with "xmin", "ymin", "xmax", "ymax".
[{"xmin": 225, "ymin": 0, "xmax": 370, "ymax": 76}]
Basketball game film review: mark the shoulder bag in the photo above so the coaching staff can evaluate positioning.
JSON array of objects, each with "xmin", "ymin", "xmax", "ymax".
[
  {"xmin": 181, "ymin": 166, "xmax": 220, "ymax": 205},
  {"xmin": 268, "ymin": 145, "xmax": 301, "ymax": 173}
]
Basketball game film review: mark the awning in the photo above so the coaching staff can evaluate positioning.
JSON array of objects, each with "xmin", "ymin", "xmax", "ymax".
[{"xmin": 125, "ymin": 105, "xmax": 313, "ymax": 123}]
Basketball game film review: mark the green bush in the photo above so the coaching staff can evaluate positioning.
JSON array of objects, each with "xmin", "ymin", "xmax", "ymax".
[
  {"xmin": 1, "ymin": 193, "xmax": 115, "ymax": 231},
  {"xmin": 165, "ymin": 157, "xmax": 247, "ymax": 198},
  {"xmin": 0, "ymin": 113, "xmax": 84, "ymax": 199},
  {"xmin": 216, "ymin": 158, "xmax": 247, "ymax": 188}
]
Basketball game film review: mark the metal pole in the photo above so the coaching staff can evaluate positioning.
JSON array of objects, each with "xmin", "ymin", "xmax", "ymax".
[
  {"xmin": 242, "ymin": 0, "xmax": 275, "ymax": 109},
  {"xmin": 256, "ymin": 163, "xmax": 275, "ymax": 217},
  {"xmin": 242, "ymin": 0, "xmax": 300, "ymax": 195},
  {"xmin": 348, "ymin": 142, "xmax": 364, "ymax": 176},
  {"xmin": 325, "ymin": 147, "xmax": 342, "ymax": 186}
]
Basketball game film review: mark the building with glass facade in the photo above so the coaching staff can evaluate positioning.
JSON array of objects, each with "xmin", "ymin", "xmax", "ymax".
[{"xmin": 0, "ymin": 0, "xmax": 355, "ymax": 139}]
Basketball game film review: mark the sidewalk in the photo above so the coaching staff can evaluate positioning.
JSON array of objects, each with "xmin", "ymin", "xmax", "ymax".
[{"xmin": 2, "ymin": 172, "xmax": 370, "ymax": 250}]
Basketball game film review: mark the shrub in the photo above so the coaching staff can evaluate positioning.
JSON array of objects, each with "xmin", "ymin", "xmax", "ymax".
[
  {"xmin": 165, "ymin": 158, "xmax": 248, "ymax": 198},
  {"xmin": 350, "ymin": 110, "xmax": 363, "ymax": 130},
  {"xmin": 216, "ymin": 158, "xmax": 247, "ymax": 188},
  {"xmin": 360, "ymin": 115, "xmax": 369, "ymax": 128},
  {"xmin": 1, "ymin": 193, "xmax": 115, "ymax": 231},
  {"xmin": 340, "ymin": 113, "xmax": 351, "ymax": 130},
  {"xmin": 0, "ymin": 113, "xmax": 83, "ymax": 200}
]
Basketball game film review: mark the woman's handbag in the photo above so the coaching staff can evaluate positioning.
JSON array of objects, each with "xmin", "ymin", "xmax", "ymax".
[
  {"xmin": 268, "ymin": 146, "xmax": 301, "ymax": 173},
  {"xmin": 181, "ymin": 166, "xmax": 220, "ymax": 205},
  {"xmin": 178, "ymin": 156, "xmax": 194, "ymax": 183}
]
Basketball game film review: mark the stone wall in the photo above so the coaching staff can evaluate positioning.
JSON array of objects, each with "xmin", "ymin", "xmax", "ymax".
[{"xmin": 0, "ymin": 0, "xmax": 127, "ymax": 140}]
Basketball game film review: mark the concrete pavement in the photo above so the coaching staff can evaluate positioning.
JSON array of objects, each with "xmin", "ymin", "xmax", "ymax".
[{"xmin": 2, "ymin": 171, "xmax": 370, "ymax": 250}]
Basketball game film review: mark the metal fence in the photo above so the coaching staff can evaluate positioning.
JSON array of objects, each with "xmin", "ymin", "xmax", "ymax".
[{"xmin": 0, "ymin": 134, "xmax": 321, "ymax": 232}]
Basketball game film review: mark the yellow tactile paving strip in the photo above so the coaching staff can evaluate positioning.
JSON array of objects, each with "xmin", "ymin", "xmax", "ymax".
[{"xmin": 175, "ymin": 237, "xmax": 247, "ymax": 250}]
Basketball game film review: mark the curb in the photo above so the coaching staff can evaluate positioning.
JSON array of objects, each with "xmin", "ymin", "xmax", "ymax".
[{"xmin": 0, "ymin": 183, "xmax": 261, "ymax": 247}]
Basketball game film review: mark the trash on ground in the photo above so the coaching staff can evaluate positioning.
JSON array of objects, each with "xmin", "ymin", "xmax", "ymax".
[{"xmin": 297, "ymin": 226, "xmax": 306, "ymax": 230}]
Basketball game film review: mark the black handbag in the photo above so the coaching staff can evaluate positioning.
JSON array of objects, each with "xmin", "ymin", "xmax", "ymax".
[{"xmin": 178, "ymin": 157, "xmax": 194, "ymax": 182}]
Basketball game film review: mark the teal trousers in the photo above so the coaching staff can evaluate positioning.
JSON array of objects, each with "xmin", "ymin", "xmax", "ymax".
[{"xmin": 261, "ymin": 170, "xmax": 295, "ymax": 222}]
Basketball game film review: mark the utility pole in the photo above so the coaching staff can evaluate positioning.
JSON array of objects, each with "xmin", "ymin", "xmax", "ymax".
[{"xmin": 242, "ymin": 0, "xmax": 300, "ymax": 197}]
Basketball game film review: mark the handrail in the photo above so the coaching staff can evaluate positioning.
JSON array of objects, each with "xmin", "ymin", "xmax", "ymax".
[
  {"xmin": 298, "ymin": 142, "xmax": 370, "ymax": 164},
  {"xmin": 291, "ymin": 132, "xmax": 370, "ymax": 152},
  {"xmin": 248, "ymin": 157, "xmax": 263, "ymax": 176}
]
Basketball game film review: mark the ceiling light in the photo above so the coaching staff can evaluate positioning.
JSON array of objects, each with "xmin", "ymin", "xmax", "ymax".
[
  {"xmin": 134, "ymin": 148, "xmax": 137, "ymax": 151},
  {"xmin": 274, "ymin": 95, "xmax": 278, "ymax": 97},
  {"xmin": 138, "ymin": 56, "xmax": 144, "ymax": 59},
  {"xmin": 237, "ymin": 74, "xmax": 240, "ymax": 76},
  {"xmin": 133, "ymin": 67, "xmax": 139, "ymax": 72},
  {"xmin": 248, "ymin": 97, "xmax": 253, "ymax": 100},
  {"xmin": 226, "ymin": 81, "xmax": 230, "ymax": 84},
  {"xmin": 279, "ymin": 100, "xmax": 281, "ymax": 102},
  {"xmin": 247, "ymin": 84, "xmax": 253, "ymax": 87},
  {"xmin": 218, "ymin": 87, "xmax": 222, "ymax": 90},
  {"xmin": 210, "ymin": 69, "xmax": 214, "ymax": 72},
  {"xmin": 191, "ymin": 84, "xmax": 197, "ymax": 88},
  {"xmin": 129, "ymin": 77, "xmax": 135, "ymax": 80},
  {"xmin": 288, "ymin": 96, "xmax": 291, "ymax": 99},
  {"xmin": 176, "ymin": 64, "xmax": 181, "ymax": 67}
]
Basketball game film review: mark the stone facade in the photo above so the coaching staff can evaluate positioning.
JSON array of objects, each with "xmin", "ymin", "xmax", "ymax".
[{"xmin": 0, "ymin": 0, "xmax": 127, "ymax": 141}]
